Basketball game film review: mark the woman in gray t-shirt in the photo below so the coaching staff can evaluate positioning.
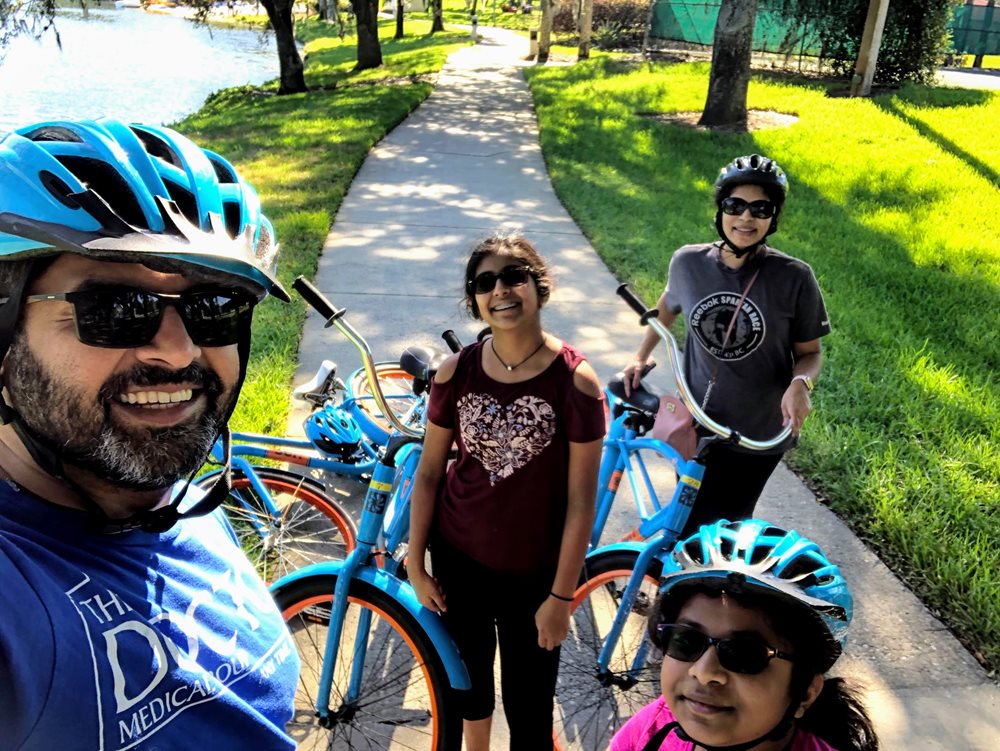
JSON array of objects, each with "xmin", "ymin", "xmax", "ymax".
[{"xmin": 624, "ymin": 154, "xmax": 831, "ymax": 535}]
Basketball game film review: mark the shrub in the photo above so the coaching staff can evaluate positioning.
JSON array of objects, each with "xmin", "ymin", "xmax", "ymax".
[
  {"xmin": 553, "ymin": 0, "xmax": 648, "ymax": 48},
  {"xmin": 780, "ymin": 0, "xmax": 962, "ymax": 85}
]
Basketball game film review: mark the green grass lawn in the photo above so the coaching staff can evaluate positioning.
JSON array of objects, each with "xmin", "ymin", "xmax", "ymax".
[
  {"xmin": 173, "ymin": 19, "xmax": 466, "ymax": 435},
  {"xmin": 524, "ymin": 57, "xmax": 1000, "ymax": 672}
]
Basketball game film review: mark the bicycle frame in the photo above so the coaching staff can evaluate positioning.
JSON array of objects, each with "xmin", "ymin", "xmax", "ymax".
[
  {"xmin": 581, "ymin": 283, "xmax": 793, "ymax": 696},
  {"xmin": 269, "ymin": 277, "xmax": 470, "ymax": 725}
]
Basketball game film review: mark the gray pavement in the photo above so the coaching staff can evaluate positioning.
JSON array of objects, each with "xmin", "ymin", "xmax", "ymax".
[{"xmin": 292, "ymin": 26, "xmax": 999, "ymax": 750}]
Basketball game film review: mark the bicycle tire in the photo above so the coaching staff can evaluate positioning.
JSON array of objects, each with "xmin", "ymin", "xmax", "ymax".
[
  {"xmin": 554, "ymin": 549, "xmax": 664, "ymax": 751},
  {"xmin": 273, "ymin": 574, "xmax": 462, "ymax": 750},
  {"xmin": 194, "ymin": 467, "xmax": 357, "ymax": 583},
  {"xmin": 345, "ymin": 362, "xmax": 419, "ymax": 442}
]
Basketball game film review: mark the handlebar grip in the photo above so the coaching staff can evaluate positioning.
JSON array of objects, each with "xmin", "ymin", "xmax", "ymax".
[
  {"xmin": 441, "ymin": 330, "xmax": 463, "ymax": 353},
  {"xmin": 293, "ymin": 276, "xmax": 345, "ymax": 324},
  {"xmin": 616, "ymin": 283, "xmax": 659, "ymax": 325}
]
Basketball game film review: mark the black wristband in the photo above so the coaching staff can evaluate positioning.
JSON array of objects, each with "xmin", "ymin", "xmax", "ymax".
[{"xmin": 550, "ymin": 591, "xmax": 573, "ymax": 602}]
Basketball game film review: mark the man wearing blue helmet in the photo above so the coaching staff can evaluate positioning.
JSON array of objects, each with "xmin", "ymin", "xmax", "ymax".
[
  {"xmin": 611, "ymin": 520, "xmax": 879, "ymax": 751},
  {"xmin": 0, "ymin": 119, "xmax": 298, "ymax": 750}
]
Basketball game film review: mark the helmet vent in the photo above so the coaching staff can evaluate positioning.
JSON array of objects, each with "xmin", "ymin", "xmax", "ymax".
[
  {"xmin": 255, "ymin": 222, "xmax": 272, "ymax": 260},
  {"xmin": 163, "ymin": 179, "xmax": 200, "ymax": 229},
  {"xmin": 719, "ymin": 537, "xmax": 735, "ymax": 561},
  {"xmin": 24, "ymin": 126, "xmax": 84, "ymax": 143},
  {"xmin": 778, "ymin": 554, "xmax": 821, "ymax": 581},
  {"xmin": 40, "ymin": 170, "xmax": 80, "ymax": 209},
  {"xmin": 682, "ymin": 538, "xmax": 705, "ymax": 564},
  {"xmin": 133, "ymin": 129, "xmax": 184, "ymax": 170},
  {"xmin": 748, "ymin": 544, "xmax": 773, "ymax": 565},
  {"xmin": 210, "ymin": 156, "xmax": 237, "ymax": 184},
  {"xmin": 56, "ymin": 156, "xmax": 147, "ymax": 228},
  {"xmin": 222, "ymin": 202, "xmax": 241, "ymax": 239}
]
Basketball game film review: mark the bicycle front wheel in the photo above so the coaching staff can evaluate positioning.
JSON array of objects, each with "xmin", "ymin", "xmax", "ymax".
[
  {"xmin": 555, "ymin": 550, "xmax": 663, "ymax": 750},
  {"xmin": 195, "ymin": 467, "xmax": 357, "ymax": 583},
  {"xmin": 346, "ymin": 362, "xmax": 419, "ymax": 442},
  {"xmin": 274, "ymin": 574, "xmax": 461, "ymax": 750}
]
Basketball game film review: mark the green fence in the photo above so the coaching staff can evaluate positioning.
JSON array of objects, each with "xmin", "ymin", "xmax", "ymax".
[
  {"xmin": 648, "ymin": 0, "xmax": 823, "ymax": 57},
  {"xmin": 950, "ymin": 3, "xmax": 1000, "ymax": 55}
]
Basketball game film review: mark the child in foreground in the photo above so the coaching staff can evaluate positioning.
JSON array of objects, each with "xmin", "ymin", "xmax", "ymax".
[{"xmin": 610, "ymin": 519, "xmax": 879, "ymax": 751}]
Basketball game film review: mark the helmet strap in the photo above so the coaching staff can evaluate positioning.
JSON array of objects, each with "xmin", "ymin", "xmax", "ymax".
[
  {"xmin": 714, "ymin": 209, "xmax": 779, "ymax": 259},
  {"xmin": 649, "ymin": 706, "xmax": 799, "ymax": 751}
]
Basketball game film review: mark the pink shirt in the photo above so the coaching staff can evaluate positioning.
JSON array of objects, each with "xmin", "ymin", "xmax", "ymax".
[
  {"xmin": 610, "ymin": 697, "xmax": 840, "ymax": 751},
  {"xmin": 427, "ymin": 340, "xmax": 605, "ymax": 573}
]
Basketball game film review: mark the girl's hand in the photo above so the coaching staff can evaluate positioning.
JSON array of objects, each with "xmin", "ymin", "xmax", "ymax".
[
  {"xmin": 781, "ymin": 381, "xmax": 813, "ymax": 437},
  {"xmin": 535, "ymin": 595, "xmax": 572, "ymax": 650},
  {"xmin": 409, "ymin": 566, "xmax": 447, "ymax": 613}
]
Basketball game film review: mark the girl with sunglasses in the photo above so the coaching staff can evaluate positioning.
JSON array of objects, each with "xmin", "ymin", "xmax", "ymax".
[
  {"xmin": 408, "ymin": 233, "xmax": 605, "ymax": 750},
  {"xmin": 611, "ymin": 518, "xmax": 879, "ymax": 751},
  {"xmin": 624, "ymin": 154, "xmax": 831, "ymax": 536}
]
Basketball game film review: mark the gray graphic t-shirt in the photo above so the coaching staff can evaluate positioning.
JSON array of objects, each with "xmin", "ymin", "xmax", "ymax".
[{"xmin": 664, "ymin": 243, "xmax": 831, "ymax": 452}]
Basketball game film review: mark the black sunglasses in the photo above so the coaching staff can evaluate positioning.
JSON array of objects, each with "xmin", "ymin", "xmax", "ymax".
[
  {"xmin": 720, "ymin": 196, "xmax": 776, "ymax": 219},
  {"xmin": 26, "ymin": 286, "xmax": 256, "ymax": 348},
  {"xmin": 654, "ymin": 623, "xmax": 794, "ymax": 675},
  {"xmin": 469, "ymin": 266, "xmax": 534, "ymax": 295}
]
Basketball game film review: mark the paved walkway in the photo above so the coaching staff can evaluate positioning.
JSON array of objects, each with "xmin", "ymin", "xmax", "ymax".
[{"xmin": 293, "ymin": 26, "xmax": 999, "ymax": 750}]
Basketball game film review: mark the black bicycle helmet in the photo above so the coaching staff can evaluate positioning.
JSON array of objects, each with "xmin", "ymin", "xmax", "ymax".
[{"xmin": 713, "ymin": 154, "xmax": 789, "ymax": 255}]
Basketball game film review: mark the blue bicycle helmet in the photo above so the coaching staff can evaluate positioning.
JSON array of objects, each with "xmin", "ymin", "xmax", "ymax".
[
  {"xmin": 0, "ymin": 118, "xmax": 288, "ymax": 533},
  {"xmin": 0, "ymin": 117, "xmax": 287, "ymax": 302},
  {"xmin": 657, "ymin": 519, "xmax": 852, "ymax": 672},
  {"xmin": 304, "ymin": 407, "xmax": 364, "ymax": 460}
]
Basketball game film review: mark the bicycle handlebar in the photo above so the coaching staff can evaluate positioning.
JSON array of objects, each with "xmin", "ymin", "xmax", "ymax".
[
  {"xmin": 615, "ymin": 283, "xmax": 791, "ymax": 451},
  {"xmin": 293, "ymin": 276, "xmax": 423, "ymax": 439},
  {"xmin": 441, "ymin": 330, "xmax": 463, "ymax": 354}
]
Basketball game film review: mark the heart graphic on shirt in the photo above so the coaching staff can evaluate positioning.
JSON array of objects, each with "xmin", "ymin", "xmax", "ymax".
[{"xmin": 457, "ymin": 393, "xmax": 556, "ymax": 485}]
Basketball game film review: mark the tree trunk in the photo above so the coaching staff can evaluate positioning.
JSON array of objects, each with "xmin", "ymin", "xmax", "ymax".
[
  {"xmin": 578, "ymin": 0, "xmax": 593, "ymax": 60},
  {"xmin": 351, "ymin": 0, "xmax": 383, "ymax": 69},
  {"xmin": 395, "ymin": 0, "xmax": 404, "ymax": 40},
  {"xmin": 699, "ymin": 0, "xmax": 758, "ymax": 127},
  {"xmin": 538, "ymin": 0, "xmax": 553, "ymax": 62},
  {"xmin": 431, "ymin": 0, "xmax": 444, "ymax": 32},
  {"xmin": 261, "ymin": 0, "xmax": 307, "ymax": 94}
]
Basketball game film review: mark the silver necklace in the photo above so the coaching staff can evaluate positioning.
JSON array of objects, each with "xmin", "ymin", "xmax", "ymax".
[{"xmin": 491, "ymin": 336, "xmax": 546, "ymax": 372}]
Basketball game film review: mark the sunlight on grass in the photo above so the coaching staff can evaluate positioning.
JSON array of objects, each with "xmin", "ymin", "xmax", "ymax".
[{"xmin": 524, "ymin": 57, "xmax": 1000, "ymax": 670}]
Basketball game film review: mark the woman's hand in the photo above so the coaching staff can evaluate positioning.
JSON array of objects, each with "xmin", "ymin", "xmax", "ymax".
[
  {"xmin": 781, "ymin": 380, "xmax": 812, "ymax": 437},
  {"xmin": 535, "ymin": 595, "xmax": 572, "ymax": 650},
  {"xmin": 409, "ymin": 566, "xmax": 447, "ymax": 613},
  {"xmin": 622, "ymin": 357, "xmax": 649, "ymax": 397}
]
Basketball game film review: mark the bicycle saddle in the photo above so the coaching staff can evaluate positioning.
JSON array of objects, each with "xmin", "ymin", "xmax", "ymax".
[
  {"xmin": 400, "ymin": 345, "xmax": 448, "ymax": 383},
  {"xmin": 606, "ymin": 375, "xmax": 661, "ymax": 415}
]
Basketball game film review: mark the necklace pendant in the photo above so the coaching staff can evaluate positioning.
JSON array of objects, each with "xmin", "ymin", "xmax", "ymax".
[{"xmin": 506, "ymin": 365, "xmax": 513, "ymax": 372}]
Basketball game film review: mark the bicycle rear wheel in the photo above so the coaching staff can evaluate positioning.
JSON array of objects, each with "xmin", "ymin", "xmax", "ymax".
[
  {"xmin": 273, "ymin": 574, "xmax": 461, "ymax": 750},
  {"xmin": 346, "ymin": 362, "xmax": 420, "ymax": 443},
  {"xmin": 554, "ymin": 550, "xmax": 663, "ymax": 750},
  {"xmin": 195, "ymin": 467, "xmax": 357, "ymax": 583}
]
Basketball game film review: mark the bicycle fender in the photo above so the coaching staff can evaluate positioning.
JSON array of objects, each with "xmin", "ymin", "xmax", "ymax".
[
  {"xmin": 269, "ymin": 563, "xmax": 471, "ymax": 691},
  {"xmin": 585, "ymin": 541, "xmax": 647, "ymax": 563}
]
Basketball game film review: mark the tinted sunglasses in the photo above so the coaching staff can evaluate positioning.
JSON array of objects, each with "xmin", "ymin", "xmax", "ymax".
[
  {"xmin": 654, "ymin": 623, "xmax": 794, "ymax": 675},
  {"xmin": 469, "ymin": 266, "xmax": 534, "ymax": 295},
  {"xmin": 26, "ymin": 286, "xmax": 256, "ymax": 348},
  {"xmin": 720, "ymin": 196, "xmax": 776, "ymax": 219}
]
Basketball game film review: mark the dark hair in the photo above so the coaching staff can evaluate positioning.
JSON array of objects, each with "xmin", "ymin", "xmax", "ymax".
[
  {"xmin": 650, "ymin": 585, "xmax": 879, "ymax": 751},
  {"xmin": 0, "ymin": 257, "xmax": 55, "ymax": 361},
  {"xmin": 462, "ymin": 233, "xmax": 553, "ymax": 320}
]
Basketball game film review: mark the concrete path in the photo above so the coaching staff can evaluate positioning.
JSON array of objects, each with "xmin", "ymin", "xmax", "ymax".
[{"xmin": 292, "ymin": 26, "xmax": 999, "ymax": 750}]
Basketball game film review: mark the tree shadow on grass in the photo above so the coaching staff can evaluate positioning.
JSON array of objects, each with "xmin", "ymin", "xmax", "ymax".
[{"xmin": 872, "ymin": 96, "xmax": 999, "ymax": 189}]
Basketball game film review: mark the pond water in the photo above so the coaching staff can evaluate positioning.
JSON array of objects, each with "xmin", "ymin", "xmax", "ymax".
[{"xmin": 0, "ymin": 6, "xmax": 280, "ymax": 133}]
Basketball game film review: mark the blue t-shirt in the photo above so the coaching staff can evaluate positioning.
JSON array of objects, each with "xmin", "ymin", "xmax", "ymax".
[{"xmin": 0, "ymin": 480, "xmax": 298, "ymax": 750}]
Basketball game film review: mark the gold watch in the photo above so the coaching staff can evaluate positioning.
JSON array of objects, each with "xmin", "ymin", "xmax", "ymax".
[{"xmin": 791, "ymin": 374, "xmax": 814, "ymax": 392}]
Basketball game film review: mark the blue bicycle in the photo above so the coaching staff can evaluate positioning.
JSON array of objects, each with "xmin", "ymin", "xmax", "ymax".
[
  {"xmin": 551, "ymin": 284, "xmax": 791, "ymax": 750},
  {"xmin": 269, "ymin": 277, "xmax": 469, "ymax": 750}
]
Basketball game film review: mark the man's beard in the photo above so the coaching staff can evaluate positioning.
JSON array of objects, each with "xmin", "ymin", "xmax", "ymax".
[{"xmin": 4, "ymin": 335, "xmax": 236, "ymax": 492}]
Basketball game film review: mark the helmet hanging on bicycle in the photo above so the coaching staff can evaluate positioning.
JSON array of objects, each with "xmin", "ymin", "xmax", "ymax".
[
  {"xmin": 713, "ymin": 154, "xmax": 789, "ymax": 257},
  {"xmin": 648, "ymin": 519, "xmax": 853, "ymax": 751},
  {"xmin": 0, "ymin": 117, "xmax": 288, "ymax": 533},
  {"xmin": 304, "ymin": 407, "xmax": 364, "ymax": 460}
]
